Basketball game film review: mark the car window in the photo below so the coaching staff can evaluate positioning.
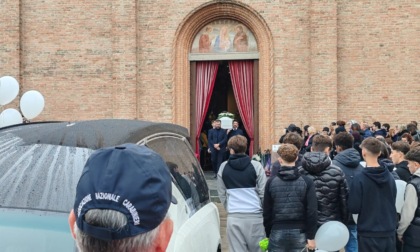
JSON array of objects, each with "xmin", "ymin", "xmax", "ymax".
[
  {"xmin": 0, "ymin": 209, "xmax": 76, "ymax": 252},
  {"xmin": 0, "ymin": 132, "xmax": 93, "ymax": 212},
  {"xmin": 146, "ymin": 136, "xmax": 209, "ymax": 215}
]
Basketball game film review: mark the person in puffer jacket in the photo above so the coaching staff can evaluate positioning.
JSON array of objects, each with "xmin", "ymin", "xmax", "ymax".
[
  {"xmin": 299, "ymin": 135, "xmax": 349, "ymax": 227},
  {"xmin": 263, "ymin": 144, "xmax": 317, "ymax": 252},
  {"xmin": 332, "ymin": 132, "xmax": 364, "ymax": 252}
]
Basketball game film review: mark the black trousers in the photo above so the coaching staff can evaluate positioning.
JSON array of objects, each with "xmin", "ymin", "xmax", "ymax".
[
  {"xmin": 403, "ymin": 243, "xmax": 420, "ymax": 252},
  {"xmin": 358, "ymin": 235, "xmax": 396, "ymax": 252},
  {"xmin": 211, "ymin": 149, "xmax": 225, "ymax": 174}
]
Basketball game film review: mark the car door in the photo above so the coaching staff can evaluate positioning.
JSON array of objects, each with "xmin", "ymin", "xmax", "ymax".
[{"xmin": 139, "ymin": 133, "xmax": 221, "ymax": 252}]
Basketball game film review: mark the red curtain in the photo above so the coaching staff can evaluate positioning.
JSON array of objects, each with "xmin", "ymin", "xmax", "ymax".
[
  {"xmin": 228, "ymin": 60, "xmax": 255, "ymax": 155},
  {"xmin": 195, "ymin": 61, "xmax": 219, "ymax": 156}
]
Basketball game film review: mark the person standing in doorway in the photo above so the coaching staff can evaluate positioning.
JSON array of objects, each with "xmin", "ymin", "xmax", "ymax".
[
  {"xmin": 227, "ymin": 119, "xmax": 244, "ymax": 140},
  {"xmin": 208, "ymin": 119, "xmax": 228, "ymax": 178},
  {"xmin": 226, "ymin": 119, "xmax": 245, "ymax": 160}
]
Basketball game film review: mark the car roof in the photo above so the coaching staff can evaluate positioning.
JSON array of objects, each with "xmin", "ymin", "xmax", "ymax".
[
  {"xmin": 0, "ymin": 119, "xmax": 189, "ymax": 213},
  {"xmin": 1, "ymin": 119, "xmax": 189, "ymax": 148}
]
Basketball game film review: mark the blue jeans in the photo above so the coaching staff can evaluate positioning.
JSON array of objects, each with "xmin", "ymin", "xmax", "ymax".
[
  {"xmin": 268, "ymin": 229, "xmax": 306, "ymax": 252},
  {"xmin": 345, "ymin": 224, "xmax": 358, "ymax": 252}
]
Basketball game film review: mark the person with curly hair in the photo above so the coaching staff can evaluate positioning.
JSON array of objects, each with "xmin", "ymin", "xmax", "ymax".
[{"xmin": 263, "ymin": 144, "xmax": 317, "ymax": 252}]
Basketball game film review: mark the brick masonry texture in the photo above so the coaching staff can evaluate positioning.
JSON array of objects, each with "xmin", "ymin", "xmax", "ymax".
[{"xmin": 1, "ymin": 0, "xmax": 419, "ymax": 150}]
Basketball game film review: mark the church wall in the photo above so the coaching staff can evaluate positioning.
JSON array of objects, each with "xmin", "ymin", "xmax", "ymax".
[
  {"xmin": 1, "ymin": 0, "xmax": 137, "ymax": 121},
  {"xmin": 0, "ymin": 0, "xmax": 20, "ymax": 109},
  {"xmin": 1, "ymin": 0, "xmax": 418, "ymax": 150},
  {"xmin": 337, "ymin": 1, "xmax": 419, "ymax": 126}
]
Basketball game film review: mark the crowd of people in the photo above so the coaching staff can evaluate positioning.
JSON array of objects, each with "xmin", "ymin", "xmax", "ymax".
[
  {"xmin": 216, "ymin": 120, "xmax": 420, "ymax": 252},
  {"xmin": 66, "ymin": 119, "xmax": 420, "ymax": 252},
  {"xmin": 280, "ymin": 120, "xmax": 420, "ymax": 156}
]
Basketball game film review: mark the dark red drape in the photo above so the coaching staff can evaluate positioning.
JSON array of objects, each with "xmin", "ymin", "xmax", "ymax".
[
  {"xmin": 228, "ymin": 60, "xmax": 255, "ymax": 155},
  {"xmin": 195, "ymin": 61, "xmax": 219, "ymax": 156}
]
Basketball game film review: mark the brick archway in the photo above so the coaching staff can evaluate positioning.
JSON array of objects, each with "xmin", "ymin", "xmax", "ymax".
[{"xmin": 173, "ymin": 1, "xmax": 274, "ymax": 150}]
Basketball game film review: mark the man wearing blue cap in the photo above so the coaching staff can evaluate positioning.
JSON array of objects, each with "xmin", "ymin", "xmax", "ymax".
[{"xmin": 68, "ymin": 144, "xmax": 177, "ymax": 252}]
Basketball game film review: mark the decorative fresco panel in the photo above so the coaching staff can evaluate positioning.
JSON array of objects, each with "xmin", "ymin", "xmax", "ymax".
[{"xmin": 191, "ymin": 19, "xmax": 258, "ymax": 53}]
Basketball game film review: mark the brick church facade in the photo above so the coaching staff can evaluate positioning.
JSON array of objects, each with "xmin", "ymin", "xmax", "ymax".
[{"xmin": 1, "ymin": 0, "xmax": 418, "ymax": 151}]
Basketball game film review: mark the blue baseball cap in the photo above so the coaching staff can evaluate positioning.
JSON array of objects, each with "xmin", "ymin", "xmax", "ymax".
[{"xmin": 73, "ymin": 143, "xmax": 177, "ymax": 241}]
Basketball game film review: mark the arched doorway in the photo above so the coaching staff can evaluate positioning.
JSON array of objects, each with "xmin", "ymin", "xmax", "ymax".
[
  {"xmin": 173, "ymin": 1, "xmax": 274, "ymax": 154},
  {"xmin": 189, "ymin": 19, "xmax": 259, "ymax": 159},
  {"xmin": 191, "ymin": 59, "xmax": 258, "ymax": 163}
]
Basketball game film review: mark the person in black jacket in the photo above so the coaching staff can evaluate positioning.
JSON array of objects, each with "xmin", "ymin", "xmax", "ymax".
[
  {"xmin": 377, "ymin": 139, "xmax": 401, "ymax": 180},
  {"xmin": 279, "ymin": 123, "xmax": 298, "ymax": 143},
  {"xmin": 335, "ymin": 120, "xmax": 347, "ymax": 135},
  {"xmin": 227, "ymin": 120, "xmax": 244, "ymax": 139},
  {"xmin": 225, "ymin": 120, "xmax": 245, "ymax": 160},
  {"xmin": 348, "ymin": 137, "xmax": 397, "ymax": 252},
  {"xmin": 390, "ymin": 141, "xmax": 413, "ymax": 252},
  {"xmin": 407, "ymin": 123, "xmax": 420, "ymax": 142},
  {"xmin": 263, "ymin": 144, "xmax": 317, "ymax": 252},
  {"xmin": 270, "ymin": 132, "xmax": 304, "ymax": 177},
  {"xmin": 208, "ymin": 119, "xmax": 227, "ymax": 177},
  {"xmin": 390, "ymin": 141, "xmax": 411, "ymax": 182},
  {"xmin": 299, "ymin": 135, "xmax": 349, "ymax": 227},
  {"xmin": 332, "ymin": 132, "xmax": 364, "ymax": 252},
  {"xmin": 397, "ymin": 147, "xmax": 420, "ymax": 252},
  {"xmin": 372, "ymin": 121, "xmax": 387, "ymax": 138}
]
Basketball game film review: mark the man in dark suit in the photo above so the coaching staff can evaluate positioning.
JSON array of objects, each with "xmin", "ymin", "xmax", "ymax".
[
  {"xmin": 226, "ymin": 120, "xmax": 245, "ymax": 160},
  {"xmin": 227, "ymin": 120, "xmax": 244, "ymax": 140},
  {"xmin": 208, "ymin": 119, "xmax": 227, "ymax": 178}
]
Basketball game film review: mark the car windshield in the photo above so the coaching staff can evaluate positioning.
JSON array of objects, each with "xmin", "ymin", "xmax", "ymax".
[
  {"xmin": 0, "ymin": 208, "xmax": 76, "ymax": 251},
  {"xmin": 0, "ymin": 131, "xmax": 93, "ymax": 212},
  {"xmin": 144, "ymin": 134, "xmax": 210, "ymax": 215}
]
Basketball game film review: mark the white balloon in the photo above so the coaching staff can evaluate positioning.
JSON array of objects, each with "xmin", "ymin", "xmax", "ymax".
[
  {"xmin": 315, "ymin": 221, "xmax": 349, "ymax": 251},
  {"xmin": 0, "ymin": 76, "xmax": 20, "ymax": 105},
  {"xmin": 0, "ymin": 108, "xmax": 23, "ymax": 127},
  {"xmin": 20, "ymin": 90, "xmax": 45, "ymax": 120},
  {"xmin": 395, "ymin": 180, "xmax": 407, "ymax": 214}
]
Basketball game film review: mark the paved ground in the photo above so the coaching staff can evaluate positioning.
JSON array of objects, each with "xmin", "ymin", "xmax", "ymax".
[
  {"xmin": 204, "ymin": 171, "xmax": 230, "ymax": 252},
  {"xmin": 215, "ymin": 202, "xmax": 229, "ymax": 252}
]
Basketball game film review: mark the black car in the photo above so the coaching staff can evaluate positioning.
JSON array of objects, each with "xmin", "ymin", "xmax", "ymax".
[{"xmin": 0, "ymin": 119, "xmax": 221, "ymax": 251}]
